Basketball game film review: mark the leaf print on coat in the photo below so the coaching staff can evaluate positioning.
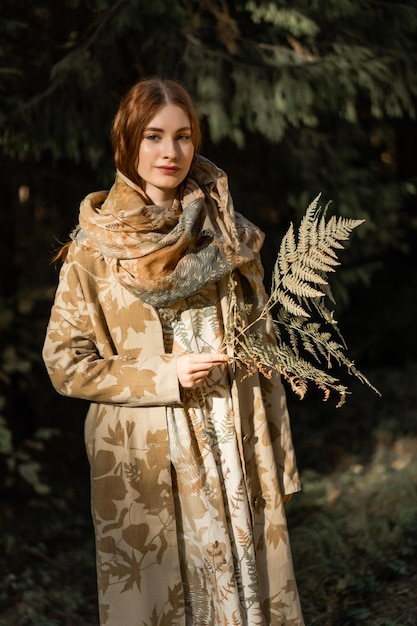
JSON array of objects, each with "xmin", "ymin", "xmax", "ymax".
[
  {"xmin": 101, "ymin": 420, "xmax": 127, "ymax": 447},
  {"xmin": 124, "ymin": 432, "xmax": 173, "ymax": 516},
  {"xmin": 204, "ymin": 541, "xmax": 228, "ymax": 577},
  {"xmin": 122, "ymin": 523, "xmax": 150, "ymax": 552}
]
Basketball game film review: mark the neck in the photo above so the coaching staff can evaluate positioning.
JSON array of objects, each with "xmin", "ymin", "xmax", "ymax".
[{"xmin": 144, "ymin": 187, "xmax": 178, "ymax": 208}]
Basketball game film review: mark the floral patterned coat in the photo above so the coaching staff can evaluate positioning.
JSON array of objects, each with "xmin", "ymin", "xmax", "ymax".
[{"xmin": 43, "ymin": 209, "xmax": 304, "ymax": 625}]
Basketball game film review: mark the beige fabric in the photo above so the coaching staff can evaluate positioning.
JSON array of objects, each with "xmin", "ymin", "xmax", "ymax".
[
  {"xmin": 73, "ymin": 156, "xmax": 264, "ymax": 307},
  {"xmin": 43, "ymin": 164, "xmax": 304, "ymax": 625}
]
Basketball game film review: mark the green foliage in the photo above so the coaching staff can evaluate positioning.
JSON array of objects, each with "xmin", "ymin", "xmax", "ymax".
[
  {"xmin": 0, "ymin": 291, "xmax": 57, "ymax": 495},
  {"xmin": 1, "ymin": 0, "xmax": 416, "ymax": 282},
  {"xmin": 0, "ymin": 499, "xmax": 97, "ymax": 625},
  {"xmin": 2, "ymin": 0, "xmax": 417, "ymax": 157},
  {"xmin": 246, "ymin": 3, "xmax": 320, "ymax": 37}
]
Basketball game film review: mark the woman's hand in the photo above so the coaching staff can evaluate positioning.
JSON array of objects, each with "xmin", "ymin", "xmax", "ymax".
[{"xmin": 177, "ymin": 353, "xmax": 228, "ymax": 389}]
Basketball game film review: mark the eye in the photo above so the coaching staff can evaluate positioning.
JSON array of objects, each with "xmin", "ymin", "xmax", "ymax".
[
  {"xmin": 145, "ymin": 134, "xmax": 161, "ymax": 141},
  {"xmin": 177, "ymin": 134, "xmax": 192, "ymax": 141}
]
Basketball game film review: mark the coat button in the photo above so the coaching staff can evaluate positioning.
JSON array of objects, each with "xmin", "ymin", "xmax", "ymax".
[{"xmin": 253, "ymin": 494, "xmax": 266, "ymax": 509}]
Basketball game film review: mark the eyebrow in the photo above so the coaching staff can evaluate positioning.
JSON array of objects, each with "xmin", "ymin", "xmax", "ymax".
[{"xmin": 144, "ymin": 126, "xmax": 192, "ymax": 133}]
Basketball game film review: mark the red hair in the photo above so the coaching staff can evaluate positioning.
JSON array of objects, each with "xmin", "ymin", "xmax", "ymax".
[{"xmin": 112, "ymin": 77, "xmax": 202, "ymax": 187}]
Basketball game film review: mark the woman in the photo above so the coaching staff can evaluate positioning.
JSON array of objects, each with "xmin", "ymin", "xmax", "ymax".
[{"xmin": 43, "ymin": 77, "xmax": 305, "ymax": 626}]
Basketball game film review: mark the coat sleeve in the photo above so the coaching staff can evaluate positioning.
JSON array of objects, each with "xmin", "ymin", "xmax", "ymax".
[
  {"xmin": 238, "ymin": 256, "xmax": 301, "ymax": 495},
  {"xmin": 42, "ymin": 245, "xmax": 182, "ymax": 407}
]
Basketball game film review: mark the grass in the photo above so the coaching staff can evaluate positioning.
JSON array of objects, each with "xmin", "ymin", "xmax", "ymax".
[{"xmin": 289, "ymin": 435, "xmax": 417, "ymax": 625}]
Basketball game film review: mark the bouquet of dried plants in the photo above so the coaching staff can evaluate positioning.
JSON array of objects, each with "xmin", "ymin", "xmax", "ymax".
[{"xmin": 225, "ymin": 195, "xmax": 379, "ymax": 407}]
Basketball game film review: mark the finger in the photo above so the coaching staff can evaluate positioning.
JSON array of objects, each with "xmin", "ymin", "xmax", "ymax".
[
  {"xmin": 192, "ymin": 362, "xmax": 226, "ymax": 376},
  {"xmin": 178, "ymin": 353, "xmax": 227, "ymax": 371},
  {"xmin": 191, "ymin": 353, "xmax": 228, "ymax": 365}
]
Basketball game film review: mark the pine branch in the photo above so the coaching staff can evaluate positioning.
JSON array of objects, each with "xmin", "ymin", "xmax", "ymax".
[{"xmin": 226, "ymin": 194, "xmax": 380, "ymax": 407}]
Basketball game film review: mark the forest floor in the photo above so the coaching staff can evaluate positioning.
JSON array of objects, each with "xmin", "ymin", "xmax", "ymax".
[
  {"xmin": 288, "ymin": 362, "xmax": 417, "ymax": 625},
  {"xmin": 1, "ymin": 359, "xmax": 416, "ymax": 626}
]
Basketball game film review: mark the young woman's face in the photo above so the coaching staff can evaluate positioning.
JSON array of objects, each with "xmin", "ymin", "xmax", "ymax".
[{"xmin": 137, "ymin": 104, "xmax": 195, "ymax": 206}]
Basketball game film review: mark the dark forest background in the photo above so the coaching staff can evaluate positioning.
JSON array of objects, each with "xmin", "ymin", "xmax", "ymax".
[{"xmin": 1, "ymin": 1, "xmax": 417, "ymax": 624}]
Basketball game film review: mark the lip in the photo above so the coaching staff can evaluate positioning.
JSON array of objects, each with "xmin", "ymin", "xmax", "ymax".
[{"xmin": 157, "ymin": 166, "xmax": 180, "ymax": 175}]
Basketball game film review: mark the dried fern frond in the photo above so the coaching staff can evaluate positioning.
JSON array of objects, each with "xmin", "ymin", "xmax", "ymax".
[{"xmin": 226, "ymin": 194, "xmax": 380, "ymax": 407}]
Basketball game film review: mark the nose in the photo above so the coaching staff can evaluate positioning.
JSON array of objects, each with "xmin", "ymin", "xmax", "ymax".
[{"xmin": 161, "ymin": 137, "xmax": 178, "ymax": 160}]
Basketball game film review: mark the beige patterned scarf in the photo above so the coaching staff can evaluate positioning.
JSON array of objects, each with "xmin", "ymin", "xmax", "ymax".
[{"xmin": 73, "ymin": 156, "xmax": 264, "ymax": 307}]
